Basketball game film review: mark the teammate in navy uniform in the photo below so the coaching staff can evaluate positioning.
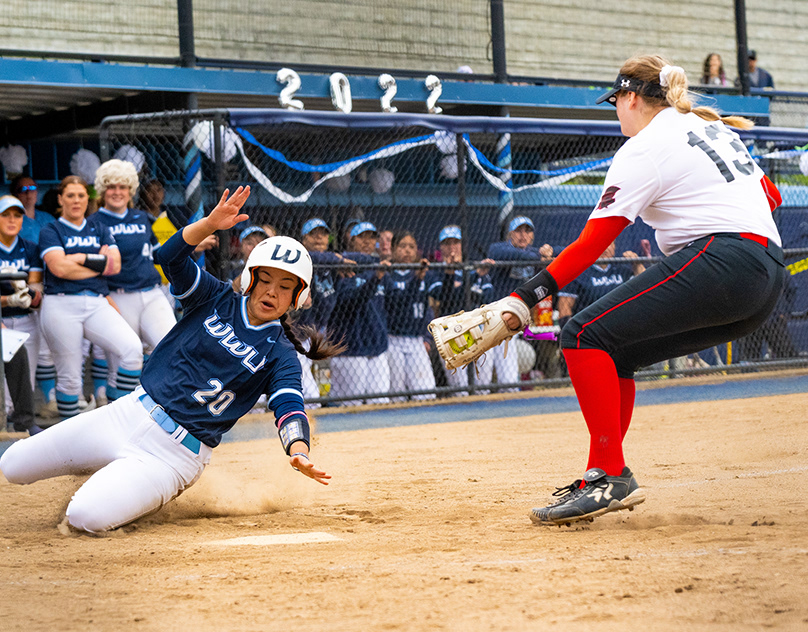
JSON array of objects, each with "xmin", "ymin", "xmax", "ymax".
[
  {"xmin": 383, "ymin": 231, "xmax": 436, "ymax": 400},
  {"xmin": 1, "ymin": 186, "xmax": 343, "ymax": 533},
  {"xmin": 89, "ymin": 159, "xmax": 176, "ymax": 402},
  {"xmin": 37, "ymin": 176, "xmax": 143, "ymax": 418},
  {"xmin": 0, "ymin": 196, "xmax": 44, "ymax": 434},
  {"xmin": 486, "ymin": 217, "xmax": 555, "ymax": 389},
  {"xmin": 429, "ymin": 225, "xmax": 494, "ymax": 395},
  {"xmin": 298, "ymin": 218, "xmax": 353, "ymax": 404},
  {"xmin": 329, "ymin": 221, "xmax": 391, "ymax": 405}
]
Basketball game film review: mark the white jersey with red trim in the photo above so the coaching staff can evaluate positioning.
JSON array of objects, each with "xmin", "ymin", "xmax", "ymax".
[{"xmin": 589, "ymin": 107, "xmax": 781, "ymax": 256}]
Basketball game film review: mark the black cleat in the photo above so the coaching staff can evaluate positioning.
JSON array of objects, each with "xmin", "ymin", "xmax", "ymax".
[{"xmin": 529, "ymin": 467, "xmax": 646, "ymax": 526}]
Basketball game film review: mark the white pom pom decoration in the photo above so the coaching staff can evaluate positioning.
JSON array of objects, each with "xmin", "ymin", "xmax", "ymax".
[
  {"xmin": 69, "ymin": 149, "xmax": 101, "ymax": 183},
  {"xmin": 369, "ymin": 168, "xmax": 394, "ymax": 194},
  {"xmin": 113, "ymin": 145, "xmax": 145, "ymax": 173},
  {"xmin": 0, "ymin": 145, "xmax": 28, "ymax": 175}
]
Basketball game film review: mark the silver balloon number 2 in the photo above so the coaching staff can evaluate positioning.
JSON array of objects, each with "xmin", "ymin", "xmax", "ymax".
[
  {"xmin": 329, "ymin": 73, "xmax": 353, "ymax": 113},
  {"xmin": 425, "ymin": 75, "xmax": 443, "ymax": 114},
  {"xmin": 277, "ymin": 68, "xmax": 304, "ymax": 111},
  {"xmin": 378, "ymin": 74, "xmax": 398, "ymax": 113}
]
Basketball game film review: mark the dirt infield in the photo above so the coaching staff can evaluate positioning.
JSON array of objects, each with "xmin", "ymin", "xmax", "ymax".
[{"xmin": 2, "ymin": 387, "xmax": 807, "ymax": 631}]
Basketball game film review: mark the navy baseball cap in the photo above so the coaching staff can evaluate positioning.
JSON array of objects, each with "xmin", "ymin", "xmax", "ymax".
[
  {"xmin": 0, "ymin": 195, "xmax": 25, "ymax": 214},
  {"xmin": 439, "ymin": 225, "xmax": 462, "ymax": 242},
  {"xmin": 508, "ymin": 216, "xmax": 534, "ymax": 233},
  {"xmin": 301, "ymin": 218, "xmax": 330, "ymax": 236},
  {"xmin": 239, "ymin": 225, "xmax": 268, "ymax": 242},
  {"xmin": 596, "ymin": 74, "xmax": 666, "ymax": 106},
  {"xmin": 350, "ymin": 221, "xmax": 378, "ymax": 238}
]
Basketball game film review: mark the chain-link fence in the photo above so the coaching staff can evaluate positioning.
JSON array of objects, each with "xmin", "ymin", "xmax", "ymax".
[{"xmin": 99, "ymin": 109, "xmax": 808, "ymax": 405}]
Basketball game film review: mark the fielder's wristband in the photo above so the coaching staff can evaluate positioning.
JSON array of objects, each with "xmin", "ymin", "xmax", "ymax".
[
  {"xmin": 512, "ymin": 268, "xmax": 559, "ymax": 310},
  {"xmin": 82, "ymin": 254, "xmax": 108, "ymax": 273},
  {"xmin": 278, "ymin": 416, "xmax": 311, "ymax": 455}
]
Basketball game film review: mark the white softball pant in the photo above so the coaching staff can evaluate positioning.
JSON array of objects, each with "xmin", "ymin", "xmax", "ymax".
[
  {"xmin": 387, "ymin": 335, "xmax": 436, "ymax": 401},
  {"xmin": 476, "ymin": 340, "xmax": 519, "ymax": 393},
  {"xmin": 0, "ymin": 388, "xmax": 211, "ymax": 533},
  {"xmin": 330, "ymin": 352, "xmax": 390, "ymax": 406},
  {"xmin": 3, "ymin": 312, "xmax": 40, "ymax": 387},
  {"xmin": 106, "ymin": 288, "xmax": 176, "ymax": 389},
  {"xmin": 40, "ymin": 294, "xmax": 143, "ymax": 397}
]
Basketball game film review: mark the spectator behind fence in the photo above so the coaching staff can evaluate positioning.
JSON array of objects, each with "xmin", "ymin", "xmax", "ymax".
[
  {"xmin": 10, "ymin": 176, "xmax": 55, "ymax": 245},
  {"xmin": 377, "ymin": 229, "xmax": 393, "ymax": 262},
  {"xmin": 38, "ymin": 176, "xmax": 143, "ymax": 418},
  {"xmin": 384, "ymin": 231, "xmax": 436, "ymax": 401},
  {"xmin": 230, "ymin": 225, "xmax": 269, "ymax": 283},
  {"xmin": 735, "ymin": 50, "xmax": 774, "ymax": 89},
  {"xmin": 298, "ymin": 217, "xmax": 355, "ymax": 405},
  {"xmin": 485, "ymin": 216, "xmax": 554, "ymax": 389},
  {"xmin": 90, "ymin": 160, "xmax": 176, "ymax": 404},
  {"xmin": 700, "ymin": 53, "xmax": 729, "ymax": 87},
  {"xmin": 429, "ymin": 224, "xmax": 494, "ymax": 395},
  {"xmin": 329, "ymin": 221, "xmax": 390, "ymax": 405}
]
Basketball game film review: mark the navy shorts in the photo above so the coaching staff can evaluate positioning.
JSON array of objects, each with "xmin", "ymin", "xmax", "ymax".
[{"xmin": 560, "ymin": 234, "xmax": 786, "ymax": 378}]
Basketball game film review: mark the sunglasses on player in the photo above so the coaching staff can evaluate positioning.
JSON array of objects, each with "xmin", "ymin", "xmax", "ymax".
[{"xmin": 17, "ymin": 185, "xmax": 37, "ymax": 192}]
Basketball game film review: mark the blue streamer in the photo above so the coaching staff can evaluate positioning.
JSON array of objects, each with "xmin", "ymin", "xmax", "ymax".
[{"xmin": 235, "ymin": 127, "xmax": 435, "ymax": 173}]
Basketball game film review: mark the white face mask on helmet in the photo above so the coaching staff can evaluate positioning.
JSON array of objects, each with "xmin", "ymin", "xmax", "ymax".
[{"xmin": 240, "ymin": 236, "xmax": 313, "ymax": 309}]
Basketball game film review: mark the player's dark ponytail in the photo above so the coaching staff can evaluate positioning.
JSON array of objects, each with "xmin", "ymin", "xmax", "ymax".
[{"xmin": 279, "ymin": 312, "xmax": 346, "ymax": 360}]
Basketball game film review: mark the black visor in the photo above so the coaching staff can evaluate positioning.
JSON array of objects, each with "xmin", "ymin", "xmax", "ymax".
[{"xmin": 595, "ymin": 74, "xmax": 666, "ymax": 105}]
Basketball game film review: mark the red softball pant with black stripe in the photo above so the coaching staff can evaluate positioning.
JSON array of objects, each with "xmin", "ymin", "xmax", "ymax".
[{"xmin": 559, "ymin": 234, "xmax": 787, "ymax": 379}]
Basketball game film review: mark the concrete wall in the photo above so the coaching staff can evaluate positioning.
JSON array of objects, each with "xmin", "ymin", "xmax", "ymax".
[{"xmin": 2, "ymin": 0, "xmax": 806, "ymax": 90}]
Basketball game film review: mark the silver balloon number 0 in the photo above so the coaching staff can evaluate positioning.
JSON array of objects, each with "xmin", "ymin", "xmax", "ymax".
[
  {"xmin": 276, "ymin": 68, "xmax": 304, "ymax": 111},
  {"xmin": 425, "ymin": 75, "xmax": 443, "ymax": 114},
  {"xmin": 329, "ymin": 73, "xmax": 353, "ymax": 113},
  {"xmin": 378, "ymin": 74, "xmax": 398, "ymax": 113}
]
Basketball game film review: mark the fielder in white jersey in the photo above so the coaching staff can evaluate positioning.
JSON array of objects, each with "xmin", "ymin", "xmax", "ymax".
[
  {"xmin": 37, "ymin": 176, "xmax": 143, "ymax": 418},
  {"xmin": 493, "ymin": 54, "xmax": 786, "ymax": 526},
  {"xmin": 0, "ymin": 187, "xmax": 343, "ymax": 533},
  {"xmin": 89, "ymin": 160, "xmax": 176, "ymax": 401}
]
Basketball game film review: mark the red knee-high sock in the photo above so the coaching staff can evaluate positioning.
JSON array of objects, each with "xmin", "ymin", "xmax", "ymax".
[
  {"xmin": 562, "ymin": 348, "xmax": 625, "ymax": 476},
  {"xmin": 618, "ymin": 377, "xmax": 635, "ymax": 439}
]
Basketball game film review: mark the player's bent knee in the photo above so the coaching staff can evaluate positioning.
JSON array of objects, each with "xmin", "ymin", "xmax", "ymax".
[
  {"xmin": 65, "ymin": 497, "xmax": 116, "ymax": 533},
  {"xmin": 0, "ymin": 443, "xmax": 37, "ymax": 484}
]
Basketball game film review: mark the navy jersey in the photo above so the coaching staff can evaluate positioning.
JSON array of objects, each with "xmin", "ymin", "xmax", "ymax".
[
  {"xmin": 559, "ymin": 263, "xmax": 636, "ymax": 315},
  {"xmin": 89, "ymin": 208, "xmax": 161, "ymax": 291},
  {"xmin": 0, "ymin": 236, "xmax": 43, "ymax": 317},
  {"xmin": 147, "ymin": 230, "xmax": 305, "ymax": 448},
  {"xmin": 297, "ymin": 250, "xmax": 338, "ymax": 331},
  {"xmin": 486, "ymin": 241, "xmax": 542, "ymax": 296},
  {"xmin": 429, "ymin": 268, "xmax": 494, "ymax": 315},
  {"xmin": 329, "ymin": 253, "xmax": 388, "ymax": 356},
  {"xmin": 39, "ymin": 218, "xmax": 118, "ymax": 296},
  {"xmin": 384, "ymin": 269, "xmax": 433, "ymax": 337}
]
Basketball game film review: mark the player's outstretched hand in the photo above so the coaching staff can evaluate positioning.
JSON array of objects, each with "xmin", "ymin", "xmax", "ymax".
[
  {"xmin": 207, "ymin": 186, "xmax": 251, "ymax": 231},
  {"xmin": 290, "ymin": 453, "xmax": 331, "ymax": 485}
]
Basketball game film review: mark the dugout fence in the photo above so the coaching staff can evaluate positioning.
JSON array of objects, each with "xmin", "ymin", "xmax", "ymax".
[{"xmin": 100, "ymin": 109, "xmax": 808, "ymax": 405}]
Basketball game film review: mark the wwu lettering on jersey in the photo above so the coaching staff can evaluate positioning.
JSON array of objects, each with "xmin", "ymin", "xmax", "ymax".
[
  {"xmin": 203, "ymin": 310, "xmax": 268, "ymax": 373},
  {"xmin": 64, "ymin": 235, "xmax": 100, "ymax": 248}
]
